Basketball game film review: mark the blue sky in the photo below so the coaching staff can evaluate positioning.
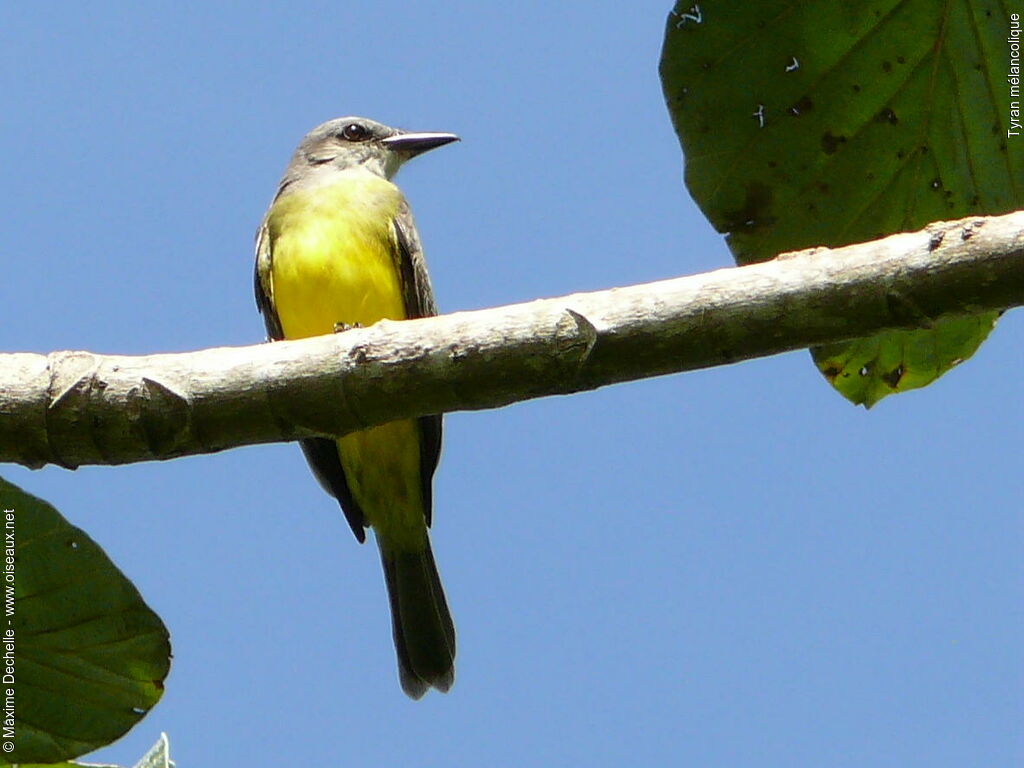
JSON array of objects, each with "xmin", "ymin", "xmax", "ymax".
[{"xmin": 2, "ymin": 2, "xmax": 1022, "ymax": 766}]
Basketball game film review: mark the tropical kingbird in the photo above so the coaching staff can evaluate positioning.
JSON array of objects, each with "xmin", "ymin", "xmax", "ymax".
[{"xmin": 254, "ymin": 116, "xmax": 458, "ymax": 698}]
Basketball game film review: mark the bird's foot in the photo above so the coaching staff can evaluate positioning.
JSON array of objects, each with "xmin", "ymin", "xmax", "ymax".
[{"xmin": 333, "ymin": 321, "xmax": 364, "ymax": 333}]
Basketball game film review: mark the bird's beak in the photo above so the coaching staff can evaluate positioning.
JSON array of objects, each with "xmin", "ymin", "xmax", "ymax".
[{"xmin": 382, "ymin": 131, "xmax": 460, "ymax": 157}]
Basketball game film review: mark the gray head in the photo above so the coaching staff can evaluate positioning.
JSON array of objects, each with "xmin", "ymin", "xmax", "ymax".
[{"xmin": 282, "ymin": 116, "xmax": 458, "ymax": 185}]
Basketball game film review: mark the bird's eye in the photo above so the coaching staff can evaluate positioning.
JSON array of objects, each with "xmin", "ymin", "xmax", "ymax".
[{"xmin": 340, "ymin": 123, "xmax": 368, "ymax": 141}]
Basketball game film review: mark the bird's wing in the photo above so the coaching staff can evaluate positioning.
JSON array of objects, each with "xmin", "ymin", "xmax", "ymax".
[
  {"xmin": 393, "ymin": 201, "xmax": 443, "ymax": 527},
  {"xmin": 253, "ymin": 218, "xmax": 368, "ymax": 542},
  {"xmin": 254, "ymin": 221, "xmax": 283, "ymax": 340}
]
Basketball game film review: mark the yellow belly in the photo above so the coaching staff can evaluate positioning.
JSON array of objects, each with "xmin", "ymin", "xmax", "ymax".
[{"xmin": 267, "ymin": 174, "xmax": 426, "ymax": 545}]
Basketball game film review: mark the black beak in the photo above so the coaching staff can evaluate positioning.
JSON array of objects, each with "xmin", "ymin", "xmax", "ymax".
[{"xmin": 382, "ymin": 131, "xmax": 460, "ymax": 156}]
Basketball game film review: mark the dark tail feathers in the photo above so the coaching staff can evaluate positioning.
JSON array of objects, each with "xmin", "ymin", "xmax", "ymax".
[{"xmin": 380, "ymin": 538, "xmax": 456, "ymax": 699}]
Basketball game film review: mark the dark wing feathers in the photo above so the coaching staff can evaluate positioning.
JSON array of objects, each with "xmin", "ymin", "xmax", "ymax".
[
  {"xmin": 254, "ymin": 223, "xmax": 284, "ymax": 341},
  {"xmin": 300, "ymin": 438, "xmax": 367, "ymax": 542},
  {"xmin": 393, "ymin": 202, "xmax": 443, "ymax": 527},
  {"xmin": 392, "ymin": 200, "xmax": 438, "ymax": 319}
]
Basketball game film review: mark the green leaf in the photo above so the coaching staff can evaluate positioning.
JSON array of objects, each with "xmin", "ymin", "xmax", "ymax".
[
  {"xmin": 0, "ymin": 478, "xmax": 171, "ymax": 765},
  {"xmin": 11, "ymin": 731, "xmax": 173, "ymax": 768},
  {"xmin": 660, "ymin": 0, "xmax": 1023, "ymax": 406}
]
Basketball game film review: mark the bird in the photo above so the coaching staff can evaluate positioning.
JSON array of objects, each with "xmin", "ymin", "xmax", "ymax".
[{"xmin": 254, "ymin": 116, "xmax": 458, "ymax": 698}]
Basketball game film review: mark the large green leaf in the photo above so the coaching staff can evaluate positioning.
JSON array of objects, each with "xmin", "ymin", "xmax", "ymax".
[
  {"xmin": 14, "ymin": 731, "xmax": 173, "ymax": 768},
  {"xmin": 0, "ymin": 478, "xmax": 170, "ymax": 764},
  {"xmin": 660, "ymin": 0, "xmax": 1023, "ymax": 406}
]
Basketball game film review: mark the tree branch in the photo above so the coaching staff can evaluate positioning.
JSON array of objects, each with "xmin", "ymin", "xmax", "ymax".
[{"xmin": 2, "ymin": 211, "xmax": 1022, "ymax": 469}]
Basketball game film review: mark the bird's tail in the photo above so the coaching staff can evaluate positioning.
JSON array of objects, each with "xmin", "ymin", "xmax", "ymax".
[{"xmin": 380, "ymin": 536, "xmax": 456, "ymax": 699}]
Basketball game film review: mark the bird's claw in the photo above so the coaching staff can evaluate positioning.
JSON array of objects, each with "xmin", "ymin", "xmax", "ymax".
[{"xmin": 333, "ymin": 321, "xmax": 364, "ymax": 333}]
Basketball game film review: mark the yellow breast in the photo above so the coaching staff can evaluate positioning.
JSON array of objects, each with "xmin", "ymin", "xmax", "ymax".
[{"xmin": 267, "ymin": 171, "xmax": 407, "ymax": 339}]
